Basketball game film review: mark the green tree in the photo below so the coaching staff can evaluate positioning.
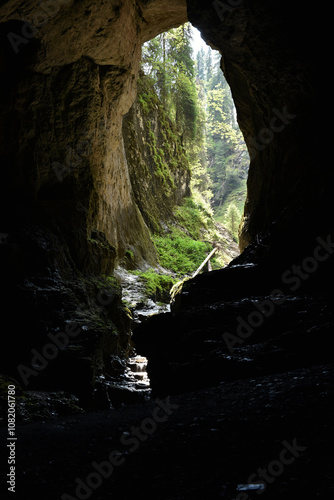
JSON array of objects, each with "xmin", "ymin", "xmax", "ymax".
[
  {"xmin": 141, "ymin": 23, "xmax": 199, "ymax": 144},
  {"xmin": 206, "ymin": 48, "xmax": 213, "ymax": 85},
  {"xmin": 168, "ymin": 24, "xmax": 198, "ymax": 143},
  {"xmin": 196, "ymin": 47, "xmax": 206, "ymax": 82},
  {"xmin": 224, "ymin": 203, "xmax": 241, "ymax": 241}
]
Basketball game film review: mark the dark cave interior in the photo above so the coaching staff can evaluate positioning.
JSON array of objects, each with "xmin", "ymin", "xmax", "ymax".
[{"xmin": 0, "ymin": 1, "xmax": 333, "ymax": 499}]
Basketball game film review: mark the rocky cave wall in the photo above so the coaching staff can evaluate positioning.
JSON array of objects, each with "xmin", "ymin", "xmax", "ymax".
[
  {"xmin": 0, "ymin": 0, "xmax": 188, "ymax": 272},
  {"xmin": 0, "ymin": 0, "xmax": 188, "ymax": 404}
]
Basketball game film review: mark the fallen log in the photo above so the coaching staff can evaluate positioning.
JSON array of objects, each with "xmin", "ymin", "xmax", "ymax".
[{"xmin": 192, "ymin": 247, "xmax": 218, "ymax": 278}]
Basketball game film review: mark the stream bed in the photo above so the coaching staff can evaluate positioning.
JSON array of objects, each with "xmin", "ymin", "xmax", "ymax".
[{"xmin": 110, "ymin": 267, "xmax": 172, "ymax": 403}]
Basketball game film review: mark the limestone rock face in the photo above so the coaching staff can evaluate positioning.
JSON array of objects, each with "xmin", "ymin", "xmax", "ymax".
[
  {"xmin": 0, "ymin": 1, "xmax": 187, "ymax": 71},
  {"xmin": 0, "ymin": 0, "xmax": 187, "ymax": 271}
]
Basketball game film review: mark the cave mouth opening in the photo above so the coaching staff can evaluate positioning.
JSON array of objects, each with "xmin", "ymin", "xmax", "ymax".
[
  {"xmin": 140, "ymin": 22, "xmax": 249, "ymax": 267},
  {"xmin": 125, "ymin": 23, "xmax": 251, "ymax": 393},
  {"xmin": 119, "ymin": 22, "xmax": 251, "ymax": 350}
]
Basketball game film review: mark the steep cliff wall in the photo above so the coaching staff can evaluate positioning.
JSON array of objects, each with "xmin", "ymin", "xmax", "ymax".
[
  {"xmin": 123, "ymin": 73, "xmax": 191, "ymax": 236},
  {"xmin": 0, "ymin": 55, "xmax": 157, "ymax": 271}
]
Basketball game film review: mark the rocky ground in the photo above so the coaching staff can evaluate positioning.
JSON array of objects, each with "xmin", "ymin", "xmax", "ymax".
[{"xmin": 1, "ymin": 360, "xmax": 333, "ymax": 500}]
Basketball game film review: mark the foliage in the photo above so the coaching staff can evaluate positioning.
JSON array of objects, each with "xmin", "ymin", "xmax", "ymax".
[
  {"xmin": 141, "ymin": 23, "xmax": 199, "ymax": 145},
  {"xmin": 174, "ymin": 197, "xmax": 210, "ymax": 239},
  {"xmin": 138, "ymin": 24, "xmax": 250, "ymax": 281},
  {"xmin": 141, "ymin": 24, "xmax": 249, "ymax": 221},
  {"xmin": 152, "ymin": 232, "xmax": 211, "ymax": 276},
  {"xmin": 194, "ymin": 45, "xmax": 249, "ymax": 218},
  {"xmin": 223, "ymin": 202, "xmax": 242, "ymax": 242},
  {"xmin": 150, "ymin": 197, "xmax": 221, "ymax": 276}
]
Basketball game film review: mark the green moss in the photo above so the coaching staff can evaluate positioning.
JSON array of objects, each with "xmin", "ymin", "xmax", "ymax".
[
  {"xmin": 121, "ymin": 249, "xmax": 136, "ymax": 269},
  {"xmin": 139, "ymin": 75, "xmax": 190, "ymax": 184},
  {"xmin": 138, "ymin": 96, "xmax": 149, "ymax": 114},
  {"xmin": 174, "ymin": 198, "xmax": 208, "ymax": 240},
  {"xmin": 130, "ymin": 269, "xmax": 177, "ymax": 302},
  {"xmin": 125, "ymin": 249, "xmax": 134, "ymax": 260}
]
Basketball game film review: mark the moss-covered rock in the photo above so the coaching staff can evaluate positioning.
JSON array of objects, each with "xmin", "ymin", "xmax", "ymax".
[
  {"xmin": 123, "ymin": 72, "xmax": 191, "ymax": 236},
  {"xmin": 130, "ymin": 270, "xmax": 177, "ymax": 303}
]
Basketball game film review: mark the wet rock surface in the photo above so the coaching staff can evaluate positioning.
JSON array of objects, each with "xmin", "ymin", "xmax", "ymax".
[
  {"xmin": 1, "ymin": 258, "xmax": 333, "ymax": 498},
  {"xmin": 0, "ymin": 226, "xmax": 134, "ymax": 410},
  {"xmin": 134, "ymin": 261, "xmax": 334, "ymax": 396},
  {"xmin": 102, "ymin": 355, "xmax": 151, "ymax": 409},
  {"xmin": 114, "ymin": 267, "xmax": 170, "ymax": 323}
]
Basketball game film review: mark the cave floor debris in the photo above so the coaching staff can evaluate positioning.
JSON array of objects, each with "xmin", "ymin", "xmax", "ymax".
[{"xmin": 2, "ymin": 362, "xmax": 333, "ymax": 500}]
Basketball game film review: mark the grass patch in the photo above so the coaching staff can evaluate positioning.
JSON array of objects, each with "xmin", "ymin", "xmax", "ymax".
[
  {"xmin": 154, "ymin": 196, "xmax": 224, "ymax": 275},
  {"xmin": 152, "ymin": 232, "xmax": 211, "ymax": 276},
  {"xmin": 149, "ymin": 196, "xmax": 226, "ymax": 276},
  {"xmin": 125, "ymin": 198, "xmax": 223, "ymax": 305}
]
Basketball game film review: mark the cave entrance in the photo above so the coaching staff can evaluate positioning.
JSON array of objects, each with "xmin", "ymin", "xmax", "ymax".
[
  {"xmin": 121, "ymin": 24, "xmax": 250, "ymax": 380},
  {"xmin": 139, "ymin": 22, "xmax": 249, "ymax": 269}
]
